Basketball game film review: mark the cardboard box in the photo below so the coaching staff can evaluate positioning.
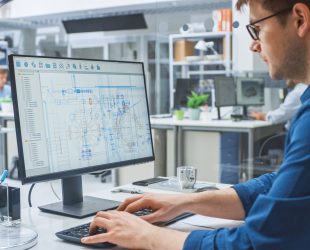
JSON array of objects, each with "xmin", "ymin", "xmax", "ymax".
[{"xmin": 174, "ymin": 40, "xmax": 194, "ymax": 61}]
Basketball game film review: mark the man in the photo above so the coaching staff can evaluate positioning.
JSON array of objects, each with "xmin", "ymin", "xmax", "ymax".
[
  {"xmin": 0, "ymin": 69, "xmax": 11, "ymax": 98},
  {"xmin": 250, "ymin": 79, "xmax": 307, "ymax": 129},
  {"xmin": 82, "ymin": 1, "xmax": 310, "ymax": 249}
]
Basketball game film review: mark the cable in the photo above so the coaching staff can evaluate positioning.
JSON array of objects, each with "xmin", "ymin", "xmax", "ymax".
[
  {"xmin": 28, "ymin": 183, "xmax": 36, "ymax": 207},
  {"xmin": 50, "ymin": 183, "xmax": 60, "ymax": 200},
  {"xmin": 258, "ymin": 132, "xmax": 286, "ymax": 158}
]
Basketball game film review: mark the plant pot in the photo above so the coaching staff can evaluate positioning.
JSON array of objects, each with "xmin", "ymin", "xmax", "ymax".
[
  {"xmin": 174, "ymin": 110, "xmax": 184, "ymax": 120},
  {"xmin": 188, "ymin": 108, "xmax": 201, "ymax": 120}
]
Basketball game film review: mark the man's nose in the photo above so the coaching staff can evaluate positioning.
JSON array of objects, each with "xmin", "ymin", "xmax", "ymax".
[{"xmin": 250, "ymin": 40, "xmax": 261, "ymax": 53}]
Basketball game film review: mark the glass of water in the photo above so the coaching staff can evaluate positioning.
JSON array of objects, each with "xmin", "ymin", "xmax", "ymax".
[{"xmin": 177, "ymin": 166, "xmax": 197, "ymax": 190}]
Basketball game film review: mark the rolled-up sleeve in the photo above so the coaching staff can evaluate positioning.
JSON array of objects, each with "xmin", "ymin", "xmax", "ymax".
[
  {"xmin": 183, "ymin": 227, "xmax": 253, "ymax": 250},
  {"xmin": 232, "ymin": 172, "xmax": 276, "ymax": 215}
]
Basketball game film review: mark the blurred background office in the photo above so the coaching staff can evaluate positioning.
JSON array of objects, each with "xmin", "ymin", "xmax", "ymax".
[
  {"xmin": 0, "ymin": 69, "xmax": 11, "ymax": 98},
  {"xmin": 250, "ymin": 80, "xmax": 308, "ymax": 129},
  {"xmin": 0, "ymin": 0, "xmax": 298, "ymax": 208}
]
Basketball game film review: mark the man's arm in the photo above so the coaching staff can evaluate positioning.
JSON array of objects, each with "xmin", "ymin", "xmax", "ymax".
[
  {"xmin": 119, "ymin": 172, "xmax": 277, "ymax": 223},
  {"xmin": 118, "ymin": 188, "xmax": 245, "ymax": 222},
  {"xmin": 183, "ymin": 188, "xmax": 245, "ymax": 220}
]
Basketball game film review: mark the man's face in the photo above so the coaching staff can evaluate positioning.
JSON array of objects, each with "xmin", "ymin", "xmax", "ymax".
[
  {"xmin": 0, "ymin": 73, "xmax": 7, "ymax": 88},
  {"xmin": 248, "ymin": 2, "xmax": 308, "ymax": 81}
]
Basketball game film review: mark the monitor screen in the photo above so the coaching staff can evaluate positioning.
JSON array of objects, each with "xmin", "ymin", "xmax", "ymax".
[
  {"xmin": 236, "ymin": 77, "xmax": 265, "ymax": 106},
  {"xmin": 174, "ymin": 78, "xmax": 199, "ymax": 109},
  {"xmin": 214, "ymin": 76, "xmax": 236, "ymax": 107},
  {"xmin": 9, "ymin": 55, "xmax": 154, "ymax": 183},
  {"xmin": 9, "ymin": 55, "xmax": 155, "ymax": 217}
]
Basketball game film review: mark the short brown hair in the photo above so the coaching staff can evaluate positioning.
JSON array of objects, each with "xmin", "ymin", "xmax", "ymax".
[{"xmin": 236, "ymin": 1, "xmax": 310, "ymax": 25}]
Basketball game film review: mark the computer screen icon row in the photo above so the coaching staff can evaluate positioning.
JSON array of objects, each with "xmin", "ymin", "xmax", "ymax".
[{"xmin": 9, "ymin": 55, "xmax": 155, "ymax": 218}]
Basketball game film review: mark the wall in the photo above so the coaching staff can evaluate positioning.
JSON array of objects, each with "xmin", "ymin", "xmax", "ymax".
[{"xmin": 232, "ymin": 0, "xmax": 267, "ymax": 73}]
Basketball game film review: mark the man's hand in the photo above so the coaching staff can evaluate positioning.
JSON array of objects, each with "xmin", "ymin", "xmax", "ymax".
[
  {"xmin": 249, "ymin": 111, "xmax": 266, "ymax": 121},
  {"xmin": 117, "ymin": 193, "xmax": 190, "ymax": 223},
  {"xmin": 81, "ymin": 210, "xmax": 188, "ymax": 250},
  {"xmin": 82, "ymin": 211, "xmax": 155, "ymax": 249}
]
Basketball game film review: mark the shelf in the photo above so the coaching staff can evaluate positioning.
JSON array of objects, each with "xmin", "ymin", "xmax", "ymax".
[
  {"xmin": 188, "ymin": 70, "xmax": 231, "ymax": 75},
  {"xmin": 148, "ymin": 59, "xmax": 169, "ymax": 64},
  {"xmin": 170, "ymin": 32, "xmax": 232, "ymax": 40},
  {"xmin": 169, "ymin": 30, "xmax": 232, "ymax": 110},
  {"xmin": 173, "ymin": 60, "xmax": 231, "ymax": 66}
]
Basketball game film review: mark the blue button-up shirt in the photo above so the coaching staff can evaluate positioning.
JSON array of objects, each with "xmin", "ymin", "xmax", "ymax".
[{"xmin": 183, "ymin": 86, "xmax": 310, "ymax": 250}]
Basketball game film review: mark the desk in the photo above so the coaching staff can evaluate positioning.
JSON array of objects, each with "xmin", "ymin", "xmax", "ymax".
[
  {"xmin": 151, "ymin": 118, "xmax": 283, "ymax": 181},
  {"xmin": 19, "ymin": 183, "xmax": 230, "ymax": 249}
]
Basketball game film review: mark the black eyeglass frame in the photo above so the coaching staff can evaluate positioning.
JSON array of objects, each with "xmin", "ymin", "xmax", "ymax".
[{"xmin": 246, "ymin": 7, "xmax": 292, "ymax": 40}]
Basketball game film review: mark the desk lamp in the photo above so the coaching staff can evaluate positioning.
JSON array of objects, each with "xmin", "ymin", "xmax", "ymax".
[{"xmin": 194, "ymin": 40, "xmax": 221, "ymax": 60}]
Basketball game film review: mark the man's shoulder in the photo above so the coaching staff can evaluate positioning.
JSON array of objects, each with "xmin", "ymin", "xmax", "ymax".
[{"xmin": 291, "ymin": 102, "xmax": 310, "ymax": 138}]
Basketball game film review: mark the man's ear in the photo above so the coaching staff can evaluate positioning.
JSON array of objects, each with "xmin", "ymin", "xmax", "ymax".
[{"xmin": 292, "ymin": 3, "xmax": 310, "ymax": 38}]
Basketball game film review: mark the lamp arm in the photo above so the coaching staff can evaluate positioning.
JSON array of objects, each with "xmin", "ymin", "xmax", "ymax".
[{"xmin": 209, "ymin": 47, "xmax": 219, "ymax": 55}]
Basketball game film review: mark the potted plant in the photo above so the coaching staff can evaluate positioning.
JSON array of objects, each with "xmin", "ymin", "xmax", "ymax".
[{"xmin": 187, "ymin": 91, "xmax": 209, "ymax": 120}]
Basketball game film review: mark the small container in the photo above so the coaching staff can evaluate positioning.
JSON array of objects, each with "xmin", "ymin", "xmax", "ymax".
[
  {"xmin": 174, "ymin": 110, "xmax": 184, "ymax": 120},
  {"xmin": 177, "ymin": 166, "xmax": 197, "ymax": 189}
]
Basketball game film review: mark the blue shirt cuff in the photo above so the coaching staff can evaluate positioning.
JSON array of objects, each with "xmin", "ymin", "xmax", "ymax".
[{"xmin": 183, "ymin": 230, "xmax": 216, "ymax": 250}]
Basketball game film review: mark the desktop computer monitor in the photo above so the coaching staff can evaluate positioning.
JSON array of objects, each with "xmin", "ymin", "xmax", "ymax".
[
  {"xmin": 213, "ymin": 76, "xmax": 236, "ymax": 119},
  {"xmin": 214, "ymin": 76, "xmax": 236, "ymax": 107},
  {"xmin": 174, "ymin": 78, "xmax": 199, "ymax": 109},
  {"xmin": 236, "ymin": 77, "xmax": 265, "ymax": 117},
  {"xmin": 8, "ymin": 55, "xmax": 154, "ymax": 218}
]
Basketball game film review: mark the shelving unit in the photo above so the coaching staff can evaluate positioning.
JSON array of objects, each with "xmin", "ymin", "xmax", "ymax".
[{"xmin": 169, "ymin": 31, "xmax": 232, "ymax": 109}]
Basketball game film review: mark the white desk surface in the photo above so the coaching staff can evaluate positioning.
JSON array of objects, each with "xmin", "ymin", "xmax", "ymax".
[
  {"xmin": 0, "ymin": 111, "xmax": 14, "ymax": 118},
  {"xmin": 20, "ymin": 183, "xmax": 230, "ymax": 250},
  {"xmin": 150, "ymin": 117, "xmax": 274, "ymax": 129}
]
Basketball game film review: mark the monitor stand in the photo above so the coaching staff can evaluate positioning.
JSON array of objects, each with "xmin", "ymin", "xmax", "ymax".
[
  {"xmin": 217, "ymin": 107, "xmax": 221, "ymax": 120},
  {"xmin": 242, "ymin": 106, "xmax": 251, "ymax": 120},
  {"xmin": 38, "ymin": 176, "xmax": 120, "ymax": 218}
]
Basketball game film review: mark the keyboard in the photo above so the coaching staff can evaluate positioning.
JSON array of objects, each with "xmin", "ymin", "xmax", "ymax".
[{"xmin": 56, "ymin": 209, "xmax": 193, "ymax": 248}]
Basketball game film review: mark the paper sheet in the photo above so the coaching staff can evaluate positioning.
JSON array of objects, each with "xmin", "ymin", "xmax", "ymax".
[{"xmin": 180, "ymin": 214, "xmax": 244, "ymax": 229}]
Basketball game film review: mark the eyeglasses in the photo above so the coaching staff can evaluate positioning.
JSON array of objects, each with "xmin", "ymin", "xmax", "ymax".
[{"xmin": 246, "ymin": 7, "xmax": 292, "ymax": 40}]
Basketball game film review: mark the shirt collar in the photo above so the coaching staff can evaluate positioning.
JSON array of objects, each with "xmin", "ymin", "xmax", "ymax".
[{"xmin": 301, "ymin": 85, "xmax": 310, "ymax": 104}]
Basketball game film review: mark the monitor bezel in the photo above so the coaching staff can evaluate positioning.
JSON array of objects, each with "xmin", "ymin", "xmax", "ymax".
[
  {"xmin": 8, "ymin": 54, "xmax": 155, "ymax": 184},
  {"xmin": 235, "ymin": 77, "xmax": 265, "ymax": 106}
]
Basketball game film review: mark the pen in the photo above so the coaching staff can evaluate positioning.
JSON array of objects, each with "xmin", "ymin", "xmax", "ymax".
[
  {"xmin": 0, "ymin": 169, "xmax": 8, "ymax": 184},
  {"xmin": 111, "ymin": 188, "xmax": 144, "ymax": 194}
]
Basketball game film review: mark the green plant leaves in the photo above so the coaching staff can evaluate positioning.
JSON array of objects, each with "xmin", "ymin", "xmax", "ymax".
[{"xmin": 186, "ymin": 91, "xmax": 209, "ymax": 109}]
